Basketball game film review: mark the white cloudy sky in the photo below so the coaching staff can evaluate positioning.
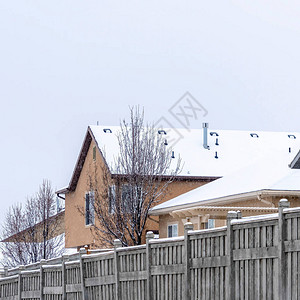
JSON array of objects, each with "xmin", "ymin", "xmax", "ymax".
[{"xmin": 1, "ymin": 1, "xmax": 300, "ymax": 224}]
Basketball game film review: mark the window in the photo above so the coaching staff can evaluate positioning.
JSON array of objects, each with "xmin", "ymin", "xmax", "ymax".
[
  {"xmin": 168, "ymin": 224, "xmax": 178, "ymax": 238},
  {"xmin": 109, "ymin": 185, "xmax": 116, "ymax": 214},
  {"xmin": 93, "ymin": 146, "xmax": 96, "ymax": 161},
  {"xmin": 85, "ymin": 191, "xmax": 95, "ymax": 225},
  {"xmin": 121, "ymin": 184, "xmax": 142, "ymax": 212},
  {"xmin": 204, "ymin": 219, "xmax": 215, "ymax": 229},
  {"xmin": 121, "ymin": 184, "xmax": 131, "ymax": 211}
]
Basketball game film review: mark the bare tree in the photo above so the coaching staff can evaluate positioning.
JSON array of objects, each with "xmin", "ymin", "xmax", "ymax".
[
  {"xmin": 84, "ymin": 107, "xmax": 182, "ymax": 247},
  {"xmin": 0, "ymin": 180, "xmax": 64, "ymax": 267}
]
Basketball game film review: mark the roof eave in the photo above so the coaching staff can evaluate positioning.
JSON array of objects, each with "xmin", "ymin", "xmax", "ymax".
[
  {"xmin": 111, "ymin": 174, "xmax": 220, "ymax": 182},
  {"xmin": 56, "ymin": 187, "xmax": 69, "ymax": 195},
  {"xmin": 63, "ymin": 126, "xmax": 112, "ymax": 193},
  {"xmin": 150, "ymin": 189, "xmax": 300, "ymax": 216},
  {"xmin": 170, "ymin": 205, "xmax": 279, "ymax": 218}
]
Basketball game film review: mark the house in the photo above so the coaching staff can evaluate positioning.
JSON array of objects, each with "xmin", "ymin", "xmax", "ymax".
[
  {"xmin": 56, "ymin": 125, "xmax": 219, "ymax": 250},
  {"xmin": 150, "ymin": 139, "xmax": 300, "ymax": 238},
  {"xmin": 57, "ymin": 124, "xmax": 300, "ymax": 248}
]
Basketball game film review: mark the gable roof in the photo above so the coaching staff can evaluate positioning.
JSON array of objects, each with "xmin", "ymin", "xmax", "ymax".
[
  {"xmin": 57, "ymin": 125, "xmax": 300, "ymax": 194},
  {"xmin": 150, "ymin": 150, "xmax": 300, "ymax": 215}
]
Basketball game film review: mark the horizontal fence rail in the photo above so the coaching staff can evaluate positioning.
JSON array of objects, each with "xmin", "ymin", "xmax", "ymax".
[{"xmin": 0, "ymin": 199, "xmax": 298, "ymax": 299}]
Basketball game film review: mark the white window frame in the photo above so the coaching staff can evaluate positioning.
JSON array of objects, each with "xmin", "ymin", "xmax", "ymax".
[
  {"xmin": 167, "ymin": 223, "xmax": 178, "ymax": 238},
  {"xmin": 92, "ymin": 146, "xmax": 96, "ymax": 161},
  {"xmin": 205, "ymin": 218, "xmax": 215, "ymax": 229},
  {"xmin": 85, "ymin": 191, "xmax": 95, "ymax": 226},
  {"xmin": 109, "ymin": 185, "xmax": 116, "ymax": 214}
]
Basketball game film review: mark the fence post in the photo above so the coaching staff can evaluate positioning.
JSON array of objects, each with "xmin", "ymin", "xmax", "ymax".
[
  {"xmin": 184, "ymin": 222, "xmax": 194, "ymax": 300},
  {"xmin": 79, "ymin": 248, "xmax": 88, "ymax": 300},
  {"xmin": 237, "ymin": 210, "xmax": 242, "ymax": 219},
  {"xmin": 0, "ymin": 267, "xmax": 6, "ymax": 278},
  {"xmin": 146, "ymin": 231, "xmax": 154, "ymax": 300},
  {"xmin": 18, "ymin": 265, "xmax": 24, "ymax": 300},
  {"xmin": 62, "ymin": 255, "xmax": 69, "ymax": 300},
  {"xmin": 4, "ymin": 266, "xmax": 8, "ymax": 277},
  {"xmin": 226, "ymin": 211, "xmax": 238, "ymax": 300},
  {"xmin": 114, "ymin": 239, "xmax": 122, "ymax": 300},
  {"xmin": 40, "ymin": 259, "xmax": 47, "ymax": 300},
  {"xmin": 278, "ymin": 198, "xmax": 290, "ymax": 300}
]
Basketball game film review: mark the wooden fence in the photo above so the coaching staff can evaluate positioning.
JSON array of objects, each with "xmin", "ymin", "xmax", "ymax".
[{"xmin": 0, "ymin": 199, "xmax": 299, "ymax": 299}]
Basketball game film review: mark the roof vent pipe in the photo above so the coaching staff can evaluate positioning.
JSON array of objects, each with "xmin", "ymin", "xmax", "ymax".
[{"xmin": 203, "ymin": 123, "xmax": 210, "ymax": 149}]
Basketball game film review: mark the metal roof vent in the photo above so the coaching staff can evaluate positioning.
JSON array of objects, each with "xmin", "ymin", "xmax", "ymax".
[
  {"xmin": 171, "ymin": 151, "xmax": 175, "ymax": 158},
  {"xmin": 289, "ymin": 147, "xmax": 292, "ymax": 153},
  {"xmin": 164, "ymin": 139, "xmax": 168, "ymax": 146},
  {"xmin": 158, "ymin": 130, "xmax": 167, "ymax": 135},
  {"xmin": 288, "ymin": 134, "xmax": 296, "ymax": 139},
  {"xmin": 103, "ymin": 128, "xmax": 112, "ymax": 133},
  {"xmin": 215, "ymin": 151, "xmax": 218, "ymax": 159},
  {"xmin": 210, "ymin": 132, "xmax": 219, "ymax": 137},
  {"xmin": 203, "ymin": 123, "xmax": 210, "ymax": 150},
  {"xmin": 250, "ymin": 133, "xmax": 259, "ymax": 138},
  {"xmin": 215, "ymin": 138, "xmax": 219, "ymax": 146}
]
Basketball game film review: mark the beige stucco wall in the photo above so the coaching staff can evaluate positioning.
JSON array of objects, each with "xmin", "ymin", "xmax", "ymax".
[{"xmin": 65, "ymin": 140, "xmax": 103, "ymax": 249}]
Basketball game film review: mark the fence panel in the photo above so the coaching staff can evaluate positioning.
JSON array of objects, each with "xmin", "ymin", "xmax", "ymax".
[
  {"xmin": 150, "ymin": 238, "xmax": 185, "ymax": 300},
  {"xmin": 65, "ymin": 261, "xmax": 82, "ymax": 300},
  {"xmin": 84, "ymin": 252, "xmax": 115, "ymax": 300},
  {"xmin": 21, "ymin": 270, "xmax": 40, "ymax": 300},
  {"xmin": 190, "ymin": 227, "xmax": 227, "ymax": 300},
  {"xmin": 43, "ymin": 265, "xmax": 62, "ymax": 300},
  {"xmin": 284, "ymin": 210, "xmax": 300, "ymax": 300},
  {"xmin": 118, "ymin": 246, "xmax": 146, "ymax": 300},
  {"xmin": 232, "ymin": 217, "xmax": 279, "ymax": 300},
  {"xmin": 0, "ymin": 275, "xmax": 18, "ymax": 299}
]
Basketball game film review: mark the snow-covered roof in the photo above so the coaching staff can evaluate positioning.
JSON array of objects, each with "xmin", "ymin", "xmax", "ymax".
[
  {"xmin": 90, "ymin": 125, "xmax": 300, "ymax": 177},
  {"xmin": 59, "ymin": 124, "xmax": 300, "ymax": 193},
  {"xmin": 150, "ymin": 150, "xmax": 300, "ymax": 215}
]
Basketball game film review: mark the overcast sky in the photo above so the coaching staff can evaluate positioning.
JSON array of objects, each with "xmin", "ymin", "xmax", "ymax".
[{"xmin": 1, "ymin": 1, "xmax": 300, "ymax": 224}]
